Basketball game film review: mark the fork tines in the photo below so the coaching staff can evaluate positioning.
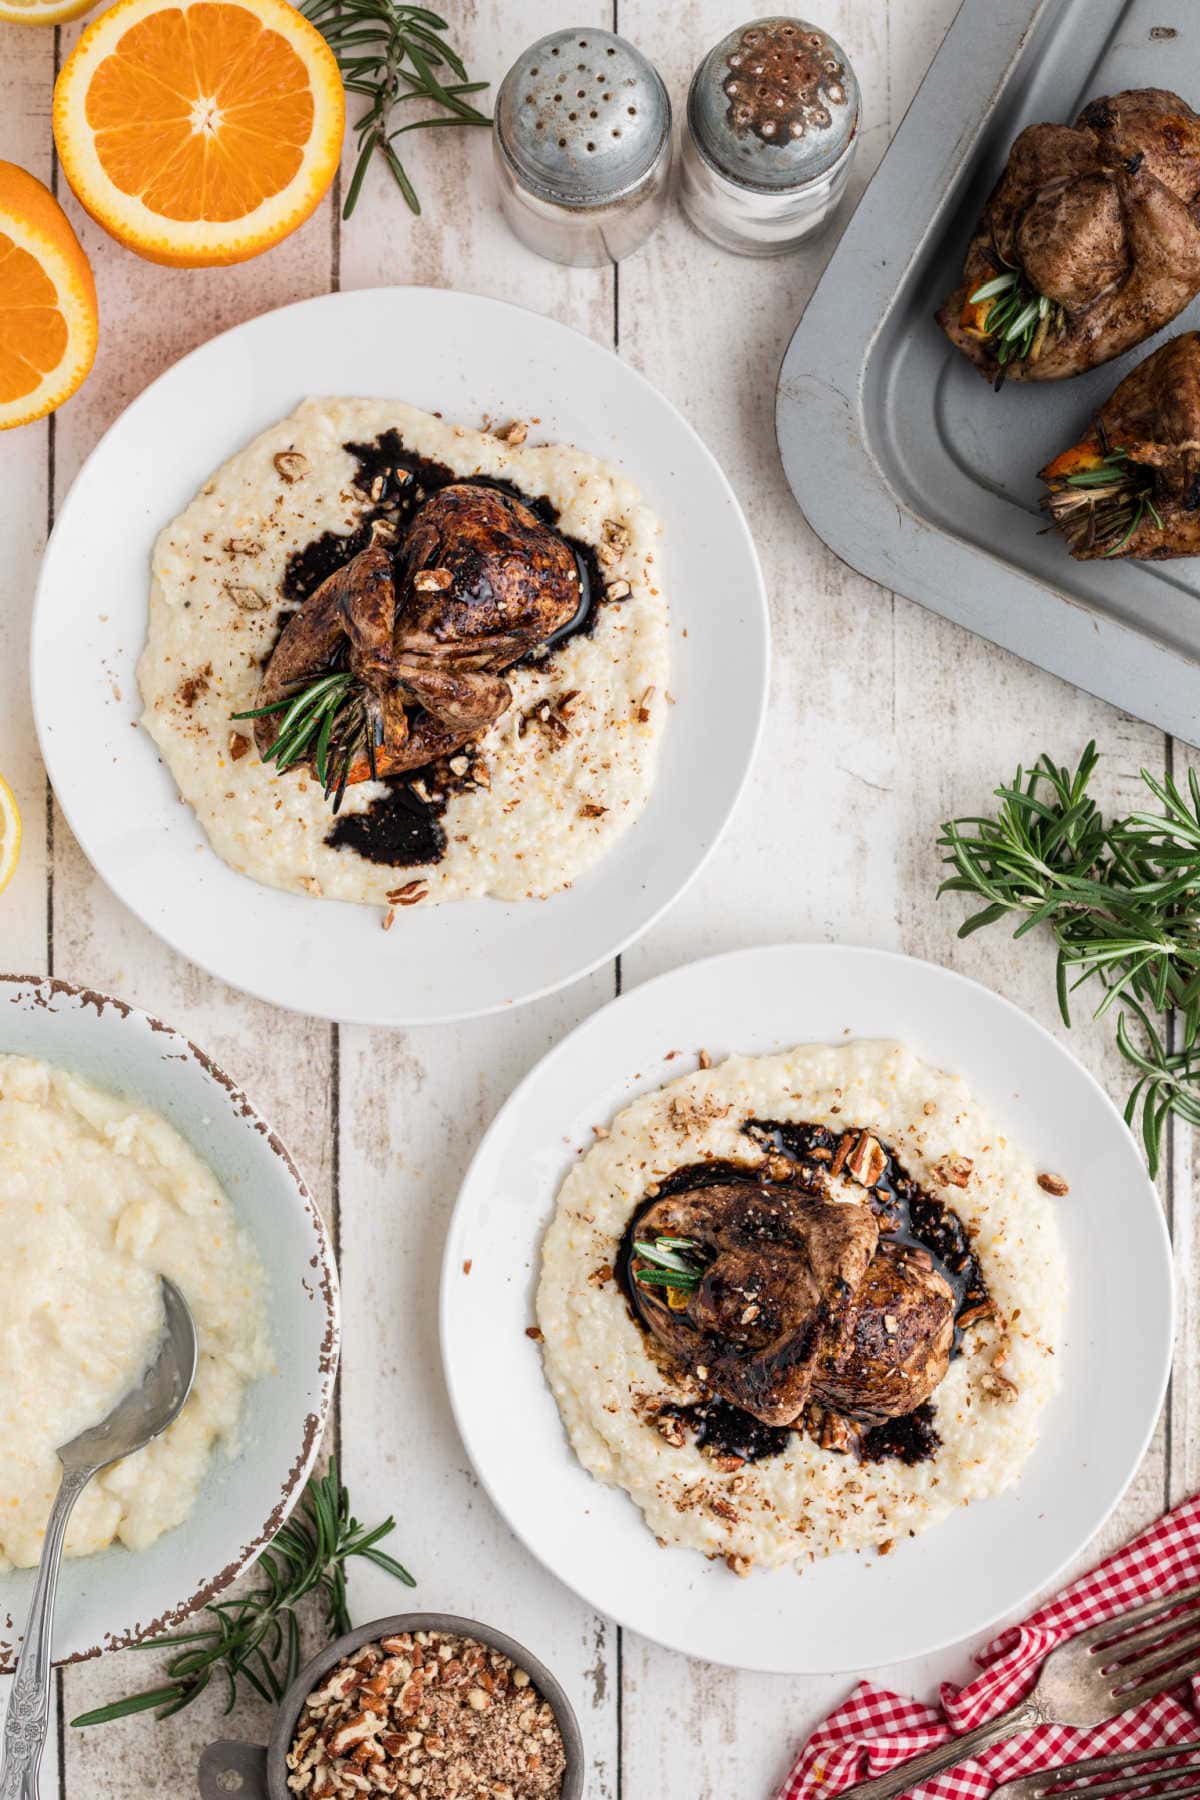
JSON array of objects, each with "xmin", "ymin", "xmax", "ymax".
[
  {"xmin": 1075, "ymin": 1582, "xmax": 1200, "ymax": 1711},
  {"xmin": 1004, "ymin": 1739, "xmax": 1200, "ymax": 1800}
]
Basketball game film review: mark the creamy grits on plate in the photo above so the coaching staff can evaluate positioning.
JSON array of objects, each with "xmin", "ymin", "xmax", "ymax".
[
  {"xmin": 0, "ymin": 1054, "xmax": 272, "ymax": 1569},
  {"xmin": 138, "ymin": 398, "xmax": 669, "ymax": 909},
  {"xmin": 536, "ymin": 1039, "xmax": 1067, "ymax": 1573}
]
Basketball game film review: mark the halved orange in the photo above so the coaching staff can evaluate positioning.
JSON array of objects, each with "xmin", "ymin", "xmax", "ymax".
[
  {"xmin": 0, "ymin": 161, "xmax": 98, "ymax": 430},
  {"xmin": 53, "ymin": 0, "xmax": 345, "ymax": 267}
]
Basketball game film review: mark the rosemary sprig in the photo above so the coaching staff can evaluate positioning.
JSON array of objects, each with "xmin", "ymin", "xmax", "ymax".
[
  {"xmin": 71, "ymin": 1460, "xmax": 415, "ymax": 1729},
  {"xmin": 633, "ymin": 1236, "xmax": 712, "ymax": 1309},
  {"xmin": 234, "ymin": 669, "xmax": 381, "ymax": 812},
  {"xmin": 299, "ymin": 0, "xmax": 491, "ymax": 218},
  {"xmin": 938, "ymin": 743, "xmax": 1200, "ymax": 1176},
  {"xmin": 967, "ymin": 266, "xmax": 1067, "ymax": 374},
  {"xmin": 1042, "ymin": 448, "xmax": 1164, "ymax": 556}
]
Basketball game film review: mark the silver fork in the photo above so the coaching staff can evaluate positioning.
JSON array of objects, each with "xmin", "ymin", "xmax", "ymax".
[
  {"xmin": 993, "ymin": 1740, "xmax": 1200, "ymax": 1800},
  {"xmin": 839, "ymin": 1583, "xmax": 1200, "ymax": 1800}
]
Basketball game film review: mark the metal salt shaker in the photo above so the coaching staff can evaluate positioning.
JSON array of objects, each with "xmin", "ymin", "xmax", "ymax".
[
  {"xmin": 493, "ymin": 28, "xmax": 673, "ymax": 267},
  {"xmin": 680, "ymin": 16, "xmax": 860, "ymax": 256}
]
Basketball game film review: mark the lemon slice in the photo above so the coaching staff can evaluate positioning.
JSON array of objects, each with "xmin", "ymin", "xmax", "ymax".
[
  {"xmin": 0, "ymin": 775, "xmax": 23, "ymax": 895},
  {"xmin": 0, "ymin": 0, "xmax": 98, "ymax": 24}
]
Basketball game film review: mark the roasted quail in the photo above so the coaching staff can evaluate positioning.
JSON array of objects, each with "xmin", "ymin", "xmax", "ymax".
[
  {"xmin": 629, "ymin": 1179, "xmax": 956, "ymax": 1429},
  {"xmin": 812, "ymin": 1244, "xmax": 955, "ymax": 1420},
  {"xmin": 939, "ymin": 89, "xmax": 1200, "ymax": 384},
  {"xmin": 252, "ymin": 482, "xmax": 584, "ymax": 794},
  {"xmin": 1040, "ymin": 330, "xmax": 1200, "ymax": 558}
]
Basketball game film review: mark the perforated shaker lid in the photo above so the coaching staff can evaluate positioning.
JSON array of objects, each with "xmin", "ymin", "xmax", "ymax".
[
  {"xmin": 495, "ymin": 28, "xmax": 671, "ymax": 208},
  {"xmin": 688, "ymin": 16, "xmax": 859, "ymax": 193}
]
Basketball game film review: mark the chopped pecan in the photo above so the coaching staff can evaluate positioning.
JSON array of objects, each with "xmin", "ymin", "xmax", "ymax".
[
  {"xmin": 223, "ymin": 580, "xmax": 268, "ymax": 611},
  {"xmin": 956, "ymin": 1297, "xmax": 996, "ymax": 1331},
  {"xmin": 979, "ymin": 1368, "xmax": 1020, "ymax": 1404},
  {"xmin": 934, "ymin": 1155, "xmax": 974, "ymax": 1188},
  {"xmin": 845, "ymin": 1131, "xmax": 887, "ymax": 1187}
]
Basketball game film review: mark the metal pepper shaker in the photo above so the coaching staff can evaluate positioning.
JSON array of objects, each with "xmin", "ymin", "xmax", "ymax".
[
  {"xmin": 680, "ymin": 16, "xmax": 860, "ymax": 256},
  {"xmin": 493, "ymin": 28, "xmax": 673, "ymax": 268}
]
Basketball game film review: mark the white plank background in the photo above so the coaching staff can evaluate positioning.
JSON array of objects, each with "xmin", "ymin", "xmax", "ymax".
[{"xmin": 0, "ymin": 2, "xmax": 1191, "ymax": 1795}]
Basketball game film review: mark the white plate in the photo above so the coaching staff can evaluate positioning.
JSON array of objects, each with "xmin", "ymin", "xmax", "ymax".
[
  {"xmin": 31, "ymin": 289, "xmax": 767, "ymax": 1026},
  {"xmin": 0, "ymin": 974, "xmax": 338, "ymax": 1667},
  {"xmin": 439, "ymin": 944, "xmax": 1174, "ymax": 1674}
]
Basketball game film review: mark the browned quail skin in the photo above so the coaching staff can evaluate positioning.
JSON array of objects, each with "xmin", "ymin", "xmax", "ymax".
[
  {"xmin": 631, "ymin": 1179, "xmax": 958, "ymax": 1429},
  {"xmin": 812, "ymin": 1244, "xmax": 956, "ymax": 1421},
  {"xmin": 629, "ymin": 1183, "xmax": 880, "ymax": 1427},
  {"xmin": 939, "ymin": 88, "xmax": 1200, "ymax": 383},
  {"xmin": 253, "ymin": 482, "xmax": 584, "ymax": 784},
  {"xmin": 1040, "ymin": 330, "xmax": 1200, "ymax": 559}
]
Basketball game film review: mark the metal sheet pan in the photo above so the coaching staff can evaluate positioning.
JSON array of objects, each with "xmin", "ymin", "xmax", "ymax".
[{"xmin": 776, "ymin": 0, "xmax": 1200, "ymax": 742}]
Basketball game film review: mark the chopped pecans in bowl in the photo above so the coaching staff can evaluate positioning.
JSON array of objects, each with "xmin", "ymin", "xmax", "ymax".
[{"xmin": 286, "ymin": 1629, "xmax": 566, "ymax": 1799}]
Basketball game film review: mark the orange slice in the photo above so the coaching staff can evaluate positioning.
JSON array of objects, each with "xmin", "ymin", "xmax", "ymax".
[
  {"xmin": 0, "ymin": 161, "xmax": 98, "ymax": 431},
  {"xmin": 0, "ymin": 0, "xmax": 100, "ymax": 27},
  {"xmin": 1042, "ymin": 442, "xmax": 1105, "ymax": 482},
  {"xmin": 53, "ymin": 0, "xmax": 345, "ymax": 268}
]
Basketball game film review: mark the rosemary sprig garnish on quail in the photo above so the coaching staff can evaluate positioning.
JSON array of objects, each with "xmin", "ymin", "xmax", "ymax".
[
  {"xmin": 299, "ymin": 0, "xmax": 491, "ymax": 218},
  {"xmin": 234, "ymin": 668, "xmax": 383, "ymax": 813},
  {"xmin": 70, "ymin": 1460, "xmax": 415, "ymax": 1728},
  {"xmin": 1041, "ymin": 448, "xmax": 1164, "ymax": 556},
  {"xmin": 966, "ymin": 267, "xmax": 1067, "ymax": 370},
  {"xmin": 939, "ymin": 742, "xmax": 1200, "ymax": 1177},
  {"xmin": 633, "ymin": 1237, "xmax": 713, "ymax": 1311}
]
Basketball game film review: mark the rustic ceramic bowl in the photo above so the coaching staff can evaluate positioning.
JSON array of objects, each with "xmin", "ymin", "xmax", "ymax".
[
  {"xmin": 0, "ymin": 973, "xmax": 340, "ymax": 1668},
  {"xmin": 197, "ymin": 1612, "xmax": 585, "ymax": 1799}
]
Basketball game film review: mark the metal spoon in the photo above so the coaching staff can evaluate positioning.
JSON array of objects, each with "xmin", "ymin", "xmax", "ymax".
[{"xmin": 0, "ymin": 1277, "xmax": 198, "ymax": 1800}]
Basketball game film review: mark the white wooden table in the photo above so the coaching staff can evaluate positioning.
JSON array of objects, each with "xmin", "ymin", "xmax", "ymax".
[{"xmin": 1, "ymin": 2, "xmax": 1194, "ymax": 1794}]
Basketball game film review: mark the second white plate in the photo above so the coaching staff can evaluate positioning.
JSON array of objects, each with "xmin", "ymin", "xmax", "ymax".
[
  {"xmin": 440, "ymin": 944, "xmax": 1174, "ymax": 1674},
  {"xmin": 32, "ymin": 288, "xmax": 767, "ymax": 1025}
]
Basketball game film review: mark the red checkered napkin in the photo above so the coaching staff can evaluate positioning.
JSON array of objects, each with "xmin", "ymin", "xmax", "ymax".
[{"xmin": 779, "ymin": 1494, "xmax": 1200, "ymax": 1800}]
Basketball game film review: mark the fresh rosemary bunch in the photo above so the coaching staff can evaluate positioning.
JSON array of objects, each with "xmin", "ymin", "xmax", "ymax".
[
  {"xmin": 1042, "ymin": 448, "xmax": 1163, "ymax": 557},
  {"xmin": 71, "ymin": 1460, "xmax": 415, "ymax": 1728},
  {"xmin": 234, "ymin": 670, "xmax": 381, "ymax": 812},
  {"xmin": 300, "ymin": 0, "xmax": 491, "ymax": 218},
  {"xmin": 939, "ymin": 743, "xmax": 1200, "ymax": 1176},
  {"xmin": 633, "ymin": 1236, "xmax": 712, "ymax": 1310},
  {"xmin": 968, "ymin": 266, "xmax": 1066, "ymax": 370}
]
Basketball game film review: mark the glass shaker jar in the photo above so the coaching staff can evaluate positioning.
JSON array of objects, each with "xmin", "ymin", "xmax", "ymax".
[
  {"xmin": 493, "ymin": 28, "xmax": 673, "ymax": 268},
  {"xmin": 680, "ymin": 16, "xmax": 860, "ymax": 256}
]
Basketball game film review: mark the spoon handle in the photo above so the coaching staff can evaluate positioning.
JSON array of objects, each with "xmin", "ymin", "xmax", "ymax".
[{"xmin": 0, "ymin": 1466, "xmax": 91, "ymax": 1800}]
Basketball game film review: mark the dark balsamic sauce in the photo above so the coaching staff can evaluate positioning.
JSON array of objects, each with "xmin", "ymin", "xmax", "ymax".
[
  {"xmin": 326, "ymin": 775, "xmax": 448, "ymax": 866},
  {"xmin": 271, "ymin": 429, "xmax": 610, "ymax": 870},
  {"xmin": 860, "ymin": 1402, "xmax": 940, "ymax": 1467},
  {"xmin": 619, "ymin": 1122, "xmax": 986, "ymax": 1470},
  {"xmin": 282, "ymin": 524, "xmax": 375, "ymax": 605},
  {"xmin": 660, "ymin": 1397, "xmax": 792, "ymax": 1465}
]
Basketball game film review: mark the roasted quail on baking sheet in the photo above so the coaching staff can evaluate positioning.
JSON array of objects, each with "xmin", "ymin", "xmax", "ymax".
[
  {"xmin": 939, "ymin": 89, "xmax": 1200, "ymax": 386},
  {"xmin": 1040, "ymin": 330, "xmax": 1200, "ymax": 559}
]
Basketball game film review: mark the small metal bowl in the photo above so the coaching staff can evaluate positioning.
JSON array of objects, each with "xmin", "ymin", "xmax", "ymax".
[{"xmin": 197, "ymin": 1613, "xmax": 585, "ymax": 1799}]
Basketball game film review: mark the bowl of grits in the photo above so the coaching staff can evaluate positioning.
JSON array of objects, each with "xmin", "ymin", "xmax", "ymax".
[{"xmin": 0, "ymin": 973, "xmax": 339, "ymax": 1667}]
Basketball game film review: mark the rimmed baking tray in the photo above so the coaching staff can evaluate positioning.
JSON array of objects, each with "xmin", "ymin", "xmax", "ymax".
[{"xmin": 776, "ymin": 0, "xmax": 1200, "ymax": 743}]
